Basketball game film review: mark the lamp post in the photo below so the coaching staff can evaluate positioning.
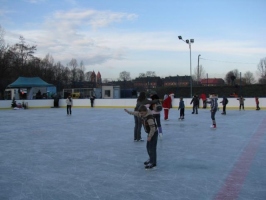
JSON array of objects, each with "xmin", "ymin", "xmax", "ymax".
[
  {"xmin": 198, "ymin": 54, "xmax": 201, "ymax": 84},
  {"xmin": 178, "ymin": 36, "xmax": 194, "ymax": 97}
]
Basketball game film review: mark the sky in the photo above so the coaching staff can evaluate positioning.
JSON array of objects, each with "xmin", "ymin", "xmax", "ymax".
[{"xmin": 1, "ymin": 0, "xmax": 266, "ymax": 81}]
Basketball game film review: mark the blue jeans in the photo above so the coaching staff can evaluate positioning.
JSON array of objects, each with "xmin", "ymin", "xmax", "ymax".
[{"xmin": 134, "ymin": 116, "xmax": 142, "ymax": 140}]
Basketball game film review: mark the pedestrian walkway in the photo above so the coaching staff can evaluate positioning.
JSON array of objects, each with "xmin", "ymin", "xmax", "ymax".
[{"xmin": 0, "ymin": 108, "xmax": 265, "ymax": 200}]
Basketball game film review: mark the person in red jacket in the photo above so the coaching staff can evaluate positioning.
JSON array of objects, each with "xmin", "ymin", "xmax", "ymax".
[{"xmin": 162, "ymin": 93, "xmax": 174, "ymax": 120}]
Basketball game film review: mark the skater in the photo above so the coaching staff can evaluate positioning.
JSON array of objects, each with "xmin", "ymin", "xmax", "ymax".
[
  {"xmin": 237, "ymin": 96, "xmax": 245, "ymax": 110},
  {"xmin": 124, "ymin": 105, "xmax": 158, "ymax": 169},
  {"xmin": 255, "ymin": 97, "xmax": 260, "ymax": 110},
  {"xmin": 190, "ymin": 95, "xmax": 199, "ymax": 114},
  {"xmin": 178, "ymin": 97, "xmax": 185, "ymax": 120},
  {"xmin": 220, "ymin": 96, "xmax": 228, "ymax": 115},
  {"xmin": 90, "ymin": 95, "xmax": 95, "ymax": 107},
  {"xmin": 162, "ymin": 93, "xmax": 174, "ymax": 120},
  {"xmin": 133, "ymin": 92, "xmax": 159, "ymax": 142},
  {"xmin": 207, "ymin": 94, "xmax": 218, "ymax": 128},
  {"xmin": 150, "ymin": 93, "xmax": 163, "ymax": 139},
  {"xmin": 66, "ymin": 95, "xmax": 73, "ymax": 115},
  {"xmin": 200, "ymin": 93, "xmax": 207, "ymax": 108}
]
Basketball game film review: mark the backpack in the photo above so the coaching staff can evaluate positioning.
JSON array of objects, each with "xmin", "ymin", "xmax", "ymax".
[
  {"xmin": 154, "ymin": 102, "xmax": 163, "ymax": 112},
  {"xmin": 142, "ymin": 115, "xmax": 157, "ymax": 133}
]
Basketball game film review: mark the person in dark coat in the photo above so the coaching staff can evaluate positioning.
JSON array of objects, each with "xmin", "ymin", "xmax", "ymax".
[
  {"xmin": 220, "ymin": 96, "xmax": 228, "ymax": 115},
  {"xmin": 90, "ymin": 95, "xmax": 95, "ymax": 107},
  {"xmin": 190, "ymin": 95, "xmax": 199, "ymax": 114}
]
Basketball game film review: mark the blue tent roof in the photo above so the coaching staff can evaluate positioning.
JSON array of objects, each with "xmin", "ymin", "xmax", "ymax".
[{"xmin": 8, "ymin": 77, "xmax": 54, "ymax": 88}]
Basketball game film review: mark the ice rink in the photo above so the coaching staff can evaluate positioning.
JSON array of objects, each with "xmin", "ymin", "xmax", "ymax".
[{"xmin": 0, "ymin": 107, "xmax": 266, "ymax": 200}]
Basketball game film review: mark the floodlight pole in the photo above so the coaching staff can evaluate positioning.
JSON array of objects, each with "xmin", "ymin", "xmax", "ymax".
[
  {"xmin": 178, "ymin": 36, "xmax": 194, "ymax": 97},
  {"xmin": 198, "ymin": 54, "xmax": 201, "ymax": 84}
]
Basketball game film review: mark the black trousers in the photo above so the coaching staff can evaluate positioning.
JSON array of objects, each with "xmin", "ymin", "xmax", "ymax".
[
  {"xmin": 192, "ymin": 105, "xmax": 198, "ymax": 113},
  {"xmin": 146, "ymin": 131, "xmax": 158, "ymax": 165},
  {"xmin": 67, "ymin": 105, "xmax": 72, "ymax": 114},
  {"xmin": 222, "ymin": 105, "xmax": 226, "ymax": 113},
  {"xmin": 239, "ymin": 104, "xmax": 244, "ymax": 110},
  {"xmin": 180, "ymin": 108, "xmax": 185, "ymax": 117},
  {"xmin": 134, "ymin": 116, "xmax": 142, "ymax": 140}
]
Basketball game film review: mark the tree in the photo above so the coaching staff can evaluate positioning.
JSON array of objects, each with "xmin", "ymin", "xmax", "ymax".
[
  {"xmin": 193, "ymin": 65, "xmax": 205, "ymax": 82},
  {"xmin": 257, "ymin": 57, "xmax": 266, "ymax": 83},
  {"xmin": 139, "ymin": 73, "xmax": 145, "ymax": 78},
  {"xmin": 138, "ymin": 71, "xmax": 156, "ymax": 78},
  {"xmin": 145, "ymin": 71, "xmax": 156, "ymax": 77},
  {"xmin": 244, "ymin": 71, "xmax": 255, "ymax": 84},
  {"xmin": 225, "ymin": 69, "xmax": 239, "ymax": 85},
  {"xmin": 119, "ymin": 71, "xmax": 131, "ymax": 81}
]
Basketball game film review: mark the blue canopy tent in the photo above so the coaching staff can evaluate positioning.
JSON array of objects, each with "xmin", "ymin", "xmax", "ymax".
[{"xmin": 7, "ymin": 77, "xmax": 54, "ymax": 99}]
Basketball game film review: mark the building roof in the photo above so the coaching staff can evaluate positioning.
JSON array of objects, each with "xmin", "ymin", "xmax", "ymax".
[
  {"xmin": 8, "ymin": 77, "xmax": 54, "ymax": 88},
  {"xmin": 201, "ymin": 78, "xmax": 224, "ymax": 84}
]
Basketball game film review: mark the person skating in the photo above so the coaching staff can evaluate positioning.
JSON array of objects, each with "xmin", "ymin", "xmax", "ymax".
[
  {"xmin": 255, "ymin": 97, "xmax": 260, "ymax": 110},
  {"xmin": 124, "ymin": 105, "xmax": 158, "ymax": 169},
  {"xmin": 178, "ymin": 97, "xmax": 185, "ymax": 120},
  {"xmin": 207, "ymin": 94, "xmax": 218, "ymax": 128},
  {"xmin": 66, "ymin": 95, "xmax": 73, "ymax": 115},
  {"xmin": 237, "ymin": 96, "xmax": 245, "ymax": 111},
  {"xmin": 220, "ymin": 96, "xmax": 228, "ymax": 115},
  {"xmin": 190, "ymin": 95, "xmax": 199, "ymax": 114},
  {"xmin": 150, "ymin": 93, "xmax": 163, "ymax": 139},
  {"xmin": 133, "ymin": 92, "xmax": 159, "ymax": 142}
]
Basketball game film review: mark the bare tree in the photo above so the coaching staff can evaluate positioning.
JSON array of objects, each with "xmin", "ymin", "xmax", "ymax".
[
  {"xmin": 139, "ymin": 73, "xmax": 145, "ymax": 78},
  {"xmin": 119, "ymin": 71, "xmax": 131, "ymax": 81},
  {"xmin": 193, "ymin": 65, "xmax": 205, "ymax": 82},
  {"xmin": 68, "ymin": 58, "xmax": 78, "ymax": 82},
  {"xmin": 224, "ymin": 69, "xmax": 239, "ymax": 85},
  {"xmin": 244, "ymin": 71, "xmax": 255, "ymax": 84},
  {"xmin": 146, "ymin": 71, "xmax": 156, "ymax": 77},
  {"xmin": 257, "ymin": 57, "xmax": 266, "ymax": 77}
]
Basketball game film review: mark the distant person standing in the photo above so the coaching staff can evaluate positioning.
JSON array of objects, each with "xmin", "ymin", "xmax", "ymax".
[
  {"xmin": 66, "ymin": 95, "xmax": 73, "ymax": 115},
  {"xmin": 90, "ymin": 95, "xmax": 95, "ymax": 107},
  {"xmin": 207, "ymin": 94, "xmax": 218, "ymax": 128},
  {"xmin": 190, "ymin": 95, "xmax": 199, "ymax": 114},
  {"xmin": 237, "ymin": 96, "xmax": 245, "ymax": 111},
  {"xmin": 255, "ymin": 97, "xmax": 260, "ymax": 110},
  {"xmin": 178, "ymin": 97, "xmax": 185, "ymax": 120},
  {"xmin": 220, "ymin": 96, "xmax": 228, "ymax": 115}
]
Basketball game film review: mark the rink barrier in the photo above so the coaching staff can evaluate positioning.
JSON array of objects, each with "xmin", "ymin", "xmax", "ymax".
[{"xmin": 0, "ymin": 98, "xmax": 264, "ymax": 110}]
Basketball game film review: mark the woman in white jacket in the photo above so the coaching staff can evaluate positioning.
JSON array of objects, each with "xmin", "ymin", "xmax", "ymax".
[{"xmin": 66, "ymin": 95, "xmax": 73, "ymax": 115}]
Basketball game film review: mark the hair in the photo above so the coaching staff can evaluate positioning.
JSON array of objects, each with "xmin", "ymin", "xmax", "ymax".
[
  {"xmin": 137, "ymin": 91, "xmax": 146, "ymax": 102},
  {"xmin": 138, "ymin": 105, "xmax": 148, "ymax": 112}
]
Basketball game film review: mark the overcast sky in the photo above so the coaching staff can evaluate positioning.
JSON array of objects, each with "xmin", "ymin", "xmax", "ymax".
[{"xmin": 1, "ymin": 0, "xmax": 265, "ymax": 80}]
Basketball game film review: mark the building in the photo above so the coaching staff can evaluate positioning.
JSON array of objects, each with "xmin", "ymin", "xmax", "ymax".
[
  {"xmin": 133, "ymin": 77, "xmax": 163, "ymax": 92},
  {"xmin": 201, "ymin": 78, "xmax": 225, "ymax": 86},
  {"xmin": 163, "ymin": 75, "xmax": 191, "ymax": 87}
]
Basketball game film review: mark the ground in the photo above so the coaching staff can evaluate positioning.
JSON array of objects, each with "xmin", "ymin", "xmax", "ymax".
[{"xmin": 0, "ymin": 108, "xmax": 265, "ymax": 200}]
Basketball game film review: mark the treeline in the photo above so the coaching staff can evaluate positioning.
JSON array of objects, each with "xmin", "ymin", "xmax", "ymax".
[{"xmin": 0, "ymin": 35, "xmax": 87, "ymax": 99}]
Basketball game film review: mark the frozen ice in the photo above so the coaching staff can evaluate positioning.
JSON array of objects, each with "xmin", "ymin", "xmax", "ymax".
[{"xmin": 0, "ymin": 108, "xmax": 266, "ymax": 200}]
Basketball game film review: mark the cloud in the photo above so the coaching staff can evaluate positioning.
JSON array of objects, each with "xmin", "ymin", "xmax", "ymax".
[
  {"xmin": 24, "ymin": 0, "xmax": 46, "ymax": 3},
  {"xmin": 44, "ymin": 9, "xmax": 138, "ymax": 30}
]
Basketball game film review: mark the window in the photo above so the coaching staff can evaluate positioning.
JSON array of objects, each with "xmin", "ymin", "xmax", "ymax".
[{"xmin": 105, "ymin": 90, "xmax": 111, "ymax": 97}]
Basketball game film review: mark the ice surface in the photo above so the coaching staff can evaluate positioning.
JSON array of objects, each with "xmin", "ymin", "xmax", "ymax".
[{"xmin": 0, "ymin": 108, "xmax": 265, "ymax": 200}]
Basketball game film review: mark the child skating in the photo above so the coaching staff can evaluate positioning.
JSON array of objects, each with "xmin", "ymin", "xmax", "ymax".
[
  {"xmin": 207, "ymin": 94, "xmax": 218, "ymax": 128},
  {"xmin": 124, "ymin": 105, "xmax": 158, "ymax": 169}
]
